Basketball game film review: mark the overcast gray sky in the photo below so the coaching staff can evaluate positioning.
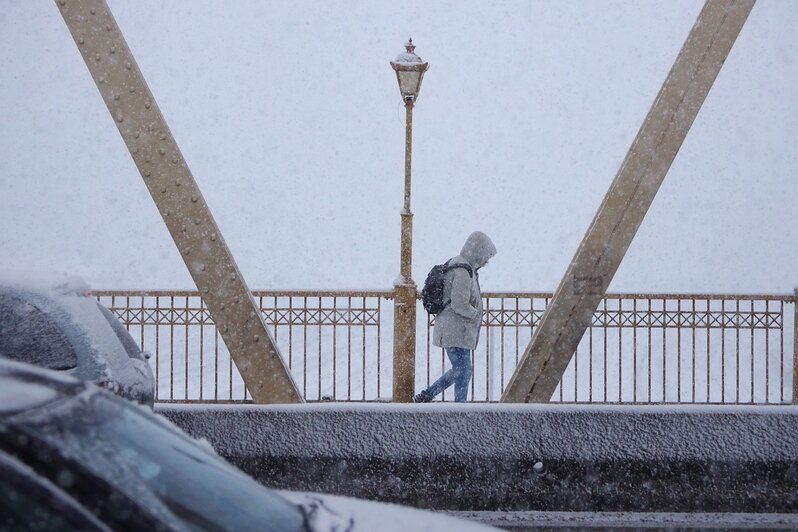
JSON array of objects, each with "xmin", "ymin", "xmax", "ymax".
[{"xmin": 0, "ymin": 1, "xmax": 795, "ymax": 293}]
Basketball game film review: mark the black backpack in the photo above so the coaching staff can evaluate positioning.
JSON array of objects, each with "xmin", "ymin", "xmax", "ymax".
[{"xmin": 421, "ymin": 261, "xmax": 474, "ymax": 314}]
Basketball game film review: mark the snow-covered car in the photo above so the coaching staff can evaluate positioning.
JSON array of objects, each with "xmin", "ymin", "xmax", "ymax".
[
  {"xmin": 0, "ymin": 359, "xmax": 495, "ymax": 531},
  {"xmin": 0, "ymin": 274, "xmax": 154, "ymax": 406}
]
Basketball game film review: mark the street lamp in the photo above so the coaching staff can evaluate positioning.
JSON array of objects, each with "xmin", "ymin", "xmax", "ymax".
[
  {"xmin": 390, "ymin": 38, "xmax": 429, "ymax": 104},
  {"xmin": 390, "ymin": 39, "xmax": 429, "ymax": 402}
]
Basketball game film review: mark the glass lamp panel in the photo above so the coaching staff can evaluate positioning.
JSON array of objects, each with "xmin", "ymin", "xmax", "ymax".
[{"xmin": 398, "ymin": 70, "xmax": 421, "ymax": 98}]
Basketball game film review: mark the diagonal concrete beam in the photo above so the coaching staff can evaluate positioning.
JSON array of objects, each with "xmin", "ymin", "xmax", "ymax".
[
  {"xmin": 55, "ymin": 0, "xmax": 302, "ymax": 403},
  {"xmin": 502, "ymin": 0, "xmax": 755, "ymax": 403}
]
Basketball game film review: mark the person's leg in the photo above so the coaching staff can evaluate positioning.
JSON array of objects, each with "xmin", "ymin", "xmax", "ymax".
[
  {"xmin": 421, "ymin": 363, "xmax": 456, "ymax": 400},
  {"xmin": 416, "ymin": 347, "xmax": 473, "ymax": 402},
  {"xmin": 448, "ymin": 347, "xmax": 472, "ymax": 402}
]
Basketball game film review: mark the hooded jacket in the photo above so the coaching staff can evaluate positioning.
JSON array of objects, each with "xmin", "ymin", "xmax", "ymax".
[{"xmin": 432, "ymin": 231, "xmax": 497, "ymax": 350}]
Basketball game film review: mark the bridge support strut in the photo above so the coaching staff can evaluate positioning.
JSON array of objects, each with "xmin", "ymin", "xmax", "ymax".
[
  {"xmin": 503, "ymin": 0, "xmax": 756, "ymax": 403},
  {"xmin": 56, "ymin": 0, "xmax": 302, "ymax": 403}
]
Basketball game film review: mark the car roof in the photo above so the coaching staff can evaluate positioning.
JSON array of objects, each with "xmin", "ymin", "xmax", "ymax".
[
  {"xmin": 0, "ymin": 358, "xmax": 85, "ymax": 416},
  {"xmin": 0, "ymin": 272, "xmax": 91, "ymax": 298},
  {"xmin": 0, "ymin": 279, "xmax": 135, "ymax": 373}
]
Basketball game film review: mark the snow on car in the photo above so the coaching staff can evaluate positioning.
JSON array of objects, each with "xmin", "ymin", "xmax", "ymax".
[
  {"xmin": 0, "ymin": 359, "xmax": 496, "ymax": 531},
  {"xmin": 0, "ymin": 271, "xmax": 154, "ymax": 406}
]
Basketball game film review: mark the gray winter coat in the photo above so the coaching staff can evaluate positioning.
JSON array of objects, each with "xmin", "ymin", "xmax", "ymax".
[{"xmin": 432, "ymin": 231, "xmax": 497, "ymax": 350}]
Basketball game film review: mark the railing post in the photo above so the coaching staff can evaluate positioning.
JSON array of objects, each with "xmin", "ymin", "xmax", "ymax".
[
  {"xmin": 393, "ymin": 284, "xmax": 417, "ymax": 402},
  {"xmin": 793, "ymin": 288, "xmax": 797, "ymax": 405}
]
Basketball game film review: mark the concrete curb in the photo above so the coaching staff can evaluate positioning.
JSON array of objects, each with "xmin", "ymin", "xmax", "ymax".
[{"xmin": 157, "ymin": 403, "xmax": 798, "ymax": 512}]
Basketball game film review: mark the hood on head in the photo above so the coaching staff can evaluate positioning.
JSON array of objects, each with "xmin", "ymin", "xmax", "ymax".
[{"xmin": 460, "ymin": 231, "xmax": 496, "ymax": 269}]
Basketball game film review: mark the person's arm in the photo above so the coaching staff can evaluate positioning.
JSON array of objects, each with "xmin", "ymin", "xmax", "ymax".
[{"xmin": 448, "ymin": 268, "xmax": 480, "ymax": 320}]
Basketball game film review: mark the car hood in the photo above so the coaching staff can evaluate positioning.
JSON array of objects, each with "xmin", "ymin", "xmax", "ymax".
[{"xmin": 279, "ymin": 490, "xmax": 497, "ymax": 532}]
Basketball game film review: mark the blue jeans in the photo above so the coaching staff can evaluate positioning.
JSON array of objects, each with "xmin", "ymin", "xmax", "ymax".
[{"xmin": 424, "ymin": 347, "xmax": 472, "ymax": 402}]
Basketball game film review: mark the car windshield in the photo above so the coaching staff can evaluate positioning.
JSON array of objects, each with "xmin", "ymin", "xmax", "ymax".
[
  {"xmin": 94, "ymin": 302, "xmax": 145, "ymax": 361},
  {"xmin": 16, "ymin": 394, "xmax": 307, "ymax": 532}
]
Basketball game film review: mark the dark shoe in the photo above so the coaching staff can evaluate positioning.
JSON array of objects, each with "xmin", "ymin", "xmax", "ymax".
[{"xmin": 413, "ymin": 391, "xmax": 433, "ymax": 403}]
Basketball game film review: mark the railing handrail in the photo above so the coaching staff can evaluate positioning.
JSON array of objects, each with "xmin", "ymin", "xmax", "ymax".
[
  {"xmin": 95, "ymin": 289, "xmax": 796, "ymax": 303},
  {"xmin": 94, "ymin": 289, "xmax": 396, "ymax": 298},
  {"xmin": 480, "ymin": 292, "xmax": 796, "ymax": 302}
]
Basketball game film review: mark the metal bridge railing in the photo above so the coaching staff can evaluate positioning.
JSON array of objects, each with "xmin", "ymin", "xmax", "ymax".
[
  {"xmin": 95, "ymin": 290, "xmax": 796, "ymax": 404},
  {"xmin": 95, "ymin": 290, "xmax": 392, "ymax": 403},
  {"xmin": 423, "ymin": 292, "xmax": 796, "ymax": 404}
]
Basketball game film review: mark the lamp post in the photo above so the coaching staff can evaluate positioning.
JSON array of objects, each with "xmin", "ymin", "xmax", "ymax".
[{"xmin": 390, "ymin": 39, "xmax": 429, "ymax": 402}]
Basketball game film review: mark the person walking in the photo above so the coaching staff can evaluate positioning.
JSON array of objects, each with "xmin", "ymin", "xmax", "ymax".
[{"xmin": 414, "ymin": 231, "xmax": 496, "ymax": 403}]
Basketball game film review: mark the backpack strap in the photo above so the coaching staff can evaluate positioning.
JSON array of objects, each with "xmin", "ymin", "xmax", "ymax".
[
  {"xmin": 443, "ymin": 262, "xmax": 473, "ymax": 278},
  {"xmin": 438, "ymin": 261, "xmax": 474, "ymax": 312}
]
